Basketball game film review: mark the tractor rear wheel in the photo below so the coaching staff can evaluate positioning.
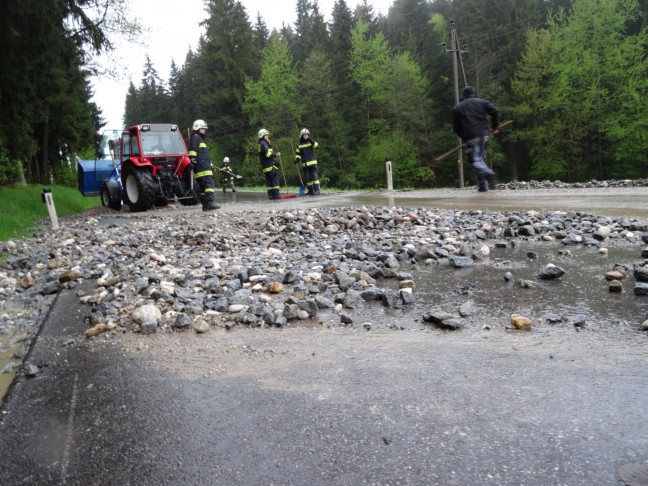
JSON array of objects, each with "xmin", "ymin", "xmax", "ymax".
[
  {"xmin": 123, "ymin": 167, "xmax": 155, "ymax": 212},
  {"xmin": 100, "ymin": 183, "xmax": 122, "ymax": 211}
]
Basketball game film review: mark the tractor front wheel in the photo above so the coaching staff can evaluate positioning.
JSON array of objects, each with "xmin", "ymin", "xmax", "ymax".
[
  {"xmin": 123, "ymin": 167, "xmax": 155, "ymax": 212},
  {"xmin": 101, "ymin": 183, "xmax": 122, "ymax": 211}
]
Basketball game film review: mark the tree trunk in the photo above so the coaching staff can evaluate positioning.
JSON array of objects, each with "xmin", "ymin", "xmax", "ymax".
[{"xmin": 39, "ymin": 119, "xmax": 49, "ymax": 184}]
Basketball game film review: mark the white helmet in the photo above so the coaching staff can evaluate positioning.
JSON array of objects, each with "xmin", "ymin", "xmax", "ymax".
[
  {"xmin": 193, "ymin": 119, "xmax": 208, "ymax": 130},
  {"xmin": 258, "ymin": 128, "xmax": 269, "ymax": 138},
  {"xmin": 300, "ymin": 128, "xmax": 310, "ymax": 136},
  {"xmin": 223, "ymin": 157, "xmax": 230, "ymax": 163}
]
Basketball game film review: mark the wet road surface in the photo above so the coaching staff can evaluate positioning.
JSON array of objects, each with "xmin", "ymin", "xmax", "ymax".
[{"xmin": 1, "ymin": 187, "xmax": 648, "ymax": 485}]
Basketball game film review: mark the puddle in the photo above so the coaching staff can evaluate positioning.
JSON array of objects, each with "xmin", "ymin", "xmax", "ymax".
[
  {"xmin": 0, "ymin": 331, "xmax": 20, "ymax": 405},
  {"xmin": 347, "ymin": 241, "xmax": 648, "ymax": 338},
  {"xmin": 348, "ymin": 190, "xmax": 648, "ymax": 219}
]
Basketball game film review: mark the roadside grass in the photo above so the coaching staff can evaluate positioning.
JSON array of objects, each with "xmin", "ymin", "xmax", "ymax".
[{"xmin": 0, "ymin": 185, "xmax": 100, "ymax": 242}]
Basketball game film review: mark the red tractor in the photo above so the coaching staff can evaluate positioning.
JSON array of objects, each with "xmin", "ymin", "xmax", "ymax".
[{"xmin": 79, "ymin": 124, "xmax": 199, "ymax": 212}]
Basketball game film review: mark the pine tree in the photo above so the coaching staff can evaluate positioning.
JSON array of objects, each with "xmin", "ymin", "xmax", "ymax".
[{"xmin": 198, "ymin": 0, "xmax": 257, "ymax": 157}]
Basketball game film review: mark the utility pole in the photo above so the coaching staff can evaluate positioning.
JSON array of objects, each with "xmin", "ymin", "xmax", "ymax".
[{"xmin": 443, "ymin": 20, "xmax": 469, "ymax": 188}]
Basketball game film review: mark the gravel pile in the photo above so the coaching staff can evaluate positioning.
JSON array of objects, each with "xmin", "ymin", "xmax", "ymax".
[
  {"xmin": 2, "ymin": 199, "xmax": 648, "ymax": 353},
  {"xmin": 497, "ymin": 178, "xmax": 648, "ymax": 190}
]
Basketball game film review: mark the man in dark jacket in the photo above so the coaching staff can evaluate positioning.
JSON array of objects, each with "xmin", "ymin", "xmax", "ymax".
[
  {"xmin": 258, "ymin": 128, "xmax": 281, "ymax": 200},
  {"xmin": 188, "ymin": 119, "xmax": 220, "ymax": 210},
  {"xmin": 294, "ymin": 128, "xmax": 320, "ymax": 195},
  {"xmin": 452, "ymin": 86, "xmax": 500, "ymax": 192}
]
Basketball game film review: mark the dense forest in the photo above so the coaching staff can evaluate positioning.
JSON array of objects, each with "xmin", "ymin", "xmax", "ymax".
[{"xmin": 2, "ymin": 0, "xmax": 648, "ymax": 190}]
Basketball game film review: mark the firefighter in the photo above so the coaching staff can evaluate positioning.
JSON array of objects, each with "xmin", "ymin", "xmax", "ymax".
[
  {"xmin": 188, "ymin": 119, "xmax": 220, "ymax": 211},
  {"xmin": 258, "ymin": 128, "xmax": 281, "ymax": 200},
  {"xmin": 294, "ymin": 128, "xmax": 320, "ymax": 195},
  {"xmin": 220, "ymin": 157, "xmax": 237, "ymax": 193}
]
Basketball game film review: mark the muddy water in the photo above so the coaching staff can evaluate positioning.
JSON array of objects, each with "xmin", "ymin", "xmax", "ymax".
[
  {"xmin": 348, "ymin": 189, "xmax": 648, "ymax": 219},
  {"xmin": 351, "ymin": 241, "xmax": 648, "ymax": 339},
  {"xmin": 0, "ymin": 333, "xmax": 19, "ymax": 405}
]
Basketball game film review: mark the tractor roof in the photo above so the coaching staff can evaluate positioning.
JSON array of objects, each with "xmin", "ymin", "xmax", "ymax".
[{"xmin": 127, "ymin": 124, "xmax": 180, "ymax": 132}]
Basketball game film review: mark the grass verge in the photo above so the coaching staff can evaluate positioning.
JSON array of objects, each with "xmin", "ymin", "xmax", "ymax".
[{"xmin": 0, "ymin": 185, "xmax": 100, "ymax": 241}]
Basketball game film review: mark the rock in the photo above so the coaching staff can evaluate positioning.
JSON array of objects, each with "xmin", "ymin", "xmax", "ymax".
[
  {"xmin": 604, "ymin": 270, "xmax": 626, "ymax": 281},
  {"xmin": 85, "ymin": 322, "xmax": 116, "ymax": 338},
  {"xmin": 24, "ymin": 364, "xmax": 39, "ymax": 377},
  {"xmin": 422, "ymin": 309, "xmax": 462, "ymax": 330},
  {"xmin": 537, "ymin": 264, "xmax": 565, "ymax": 280},
  {"xmin": 633, "ymin": 263, "xmax": 648, "ymax": 283},
  {"xmin": 172, "ymin": 314, "xmax": 192, "ymax": 330},
  {"xmin": 449, "ymin": 256, "xmax": 474, "ymax": 268},
  {"xmin": 59, "ymin": 270, "xmax": 81, "ymax": 283},
  {"xmin": 511, "ymin": 314, "xmax": 532, "ymax": 329},
  {"xmin": 399, "ymin": 288, "xmax": 415, "ymax": 305},
  {"xmin": 193, "ymin": 319, "xmax": 210, "ymax": 333},
  {"xmin": 593, "ymin": 226, "xmax": 611, "ymax": 241},
  {"xmin": 149, "ymin": 252, "xmax": 166, "ymax": 263},
  {"xmin": 19, "ymin": 275, "xmax": 36, "ymax": 289},
  {"xmin": 323, "ymin": 224, "xmax": 339, "ymax": 235},
  {"xmin": 267, "ymin": 282, "xmax": 284, "ymax": 294},
  {"xmin": 571, "ymin": 314, "xmax": 587, "ymax": 328},
  {"xmin": 140, "ymin": 321, "xmax": 158, "ymax": 334},
  {"xmin": 131, "ymin": 304, "xmax": 162, "ymax": 324},
  {"xmin": 458, "ymin": 300, "xmax": 479, "ymax": 317},
  {"xmin": 608, "ymin": 280, "xmax": 623, "ymax": 293},
  {"xmin": 634, "ymin": 282, "xmax": 648, "ymax": 296},
  {"xmin": 398, "ymin": 280, "xmax": 415, "ymax": 289}
]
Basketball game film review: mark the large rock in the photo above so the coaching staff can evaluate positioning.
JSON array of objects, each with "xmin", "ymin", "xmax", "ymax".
[{"xmin": 537, "ymin": 264, "xmax": 565, "ymax": 280}]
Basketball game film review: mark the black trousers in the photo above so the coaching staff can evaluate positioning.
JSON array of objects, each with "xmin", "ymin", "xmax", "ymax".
[
  {"xmin": 264, "ymin": 169, "xmax": 280, "ymax": 199},
  {"xmin": 304, "ymin": 163, "xmax": 320, "ymax": 194},
  {"xmin": 194, "ymin": 162, "xmax": 215, "ymax": 203}
]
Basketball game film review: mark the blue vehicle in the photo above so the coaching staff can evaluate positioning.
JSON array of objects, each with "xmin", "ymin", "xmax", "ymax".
[
  {"xmin": 78, "ymin": 125, "xmax": 199, "ymax": 212},
  {"xmin": 77, "ymin": 129, "xmax": 123, "ymax": 210}
]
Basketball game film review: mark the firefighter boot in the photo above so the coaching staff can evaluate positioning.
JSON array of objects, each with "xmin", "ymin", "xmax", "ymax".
[{"xmin": 202, "ymin": 201, "xmax": 220, "ymax": 211}]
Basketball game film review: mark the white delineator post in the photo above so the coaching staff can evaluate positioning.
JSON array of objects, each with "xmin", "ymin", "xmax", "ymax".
[
  {"xmin": 42, "ymin": 188, "xmax": 59, "ymax": 230},
  {"xmin": 385, "ymin": 157, "xmax": 393, "ymax": 191}
]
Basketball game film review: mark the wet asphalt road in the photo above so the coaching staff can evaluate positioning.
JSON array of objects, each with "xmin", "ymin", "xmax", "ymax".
[{"xmin": 1, "ymin": 187, "xmax": 648, "ymax": 485}]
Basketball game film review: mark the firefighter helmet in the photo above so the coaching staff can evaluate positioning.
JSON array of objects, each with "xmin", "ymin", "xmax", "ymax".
[
  {"xmin": 258, "ymin": 128, "xmax": 269, "ymax": 138},
  {"xmin": 223, "ymin": 157, "xmax": 230, "ymax": 164},
  {"xmin": 192, "ymin": 119, "xmax": 208, "ymax": 130},
  {"xmin": 300, "ymin": 128, "xmax": 310, "ymax": 136}
]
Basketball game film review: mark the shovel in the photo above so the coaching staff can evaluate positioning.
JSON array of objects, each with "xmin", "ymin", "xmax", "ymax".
[
  {"xmin": 276, "ymin": 149, "xmax": 298, "ymax": 199},
  {"xmin": 428, "ymin": 120, "xmax": 513, "ymax": 165}
]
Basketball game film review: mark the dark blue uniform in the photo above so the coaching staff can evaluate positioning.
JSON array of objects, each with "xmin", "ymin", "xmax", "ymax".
[
  {"xmin": 295, "ymin": 136, "xmax": 320, "ymax": 195},
  {"xmin": 188, "ymin": 130, "xmax": 216, "ymax": 205},
  {"xmin": 259, "ymin": 138, "xmax": 280, "ymax": 200}
]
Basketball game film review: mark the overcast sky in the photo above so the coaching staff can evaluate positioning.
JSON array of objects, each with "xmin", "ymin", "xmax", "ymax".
[{"xmin": 92, "ymin": 0, "xmax": 393, "ymax": 129}]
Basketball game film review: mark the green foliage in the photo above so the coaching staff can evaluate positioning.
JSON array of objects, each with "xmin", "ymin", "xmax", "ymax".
[
  {"xmin": 354, "ymin": 132, "xmax": 420, "ymax": 189},
  {"xmin": 0, "ymin": 141, "xmax": 22, "ymax": 187},
  {"xmin": 513, "ymin": 0, "xmax": 648, "ymax": 181},
  {"xmin": 244, "ymin": 37, "xmax": 301, "ymax": 136},
  {"xmin": 0, "ymin": 1, "xmax": 135, "ymax": 185},
  {"xmin": 0, "ymin": 185, "xmax": 99, "ymax": 241}
]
